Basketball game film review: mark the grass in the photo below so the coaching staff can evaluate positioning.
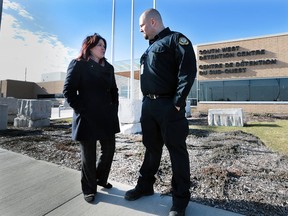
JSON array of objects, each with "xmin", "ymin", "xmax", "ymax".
[{"xmin": 190, "ymin": 119, "xmax": 288, "ymax": 155}]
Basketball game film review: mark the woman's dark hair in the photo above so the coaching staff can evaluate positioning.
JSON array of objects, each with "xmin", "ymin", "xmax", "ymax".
[{"xmin": 77, "ymin": 33, "xmax": 107, "ymax": 63}]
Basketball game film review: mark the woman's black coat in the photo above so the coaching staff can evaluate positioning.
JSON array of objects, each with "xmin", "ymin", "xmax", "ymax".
[{"xmin": 63, "ymin": 59, "xmax": 120, "ymax": 141}]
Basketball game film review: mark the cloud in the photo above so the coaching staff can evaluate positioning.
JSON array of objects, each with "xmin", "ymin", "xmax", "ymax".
[
  {"xmin": 3, "ymin": 0, "xmax": 33, "ymax": 20},
  {"xmin": 0, "ymin": 1, "xmax": 77, "ymax": 82}
]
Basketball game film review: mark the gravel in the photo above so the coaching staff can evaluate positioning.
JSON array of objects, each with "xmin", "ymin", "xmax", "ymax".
[{"xmin": 0, "ymin": 114, "xmax": 287, "ymax": 216}]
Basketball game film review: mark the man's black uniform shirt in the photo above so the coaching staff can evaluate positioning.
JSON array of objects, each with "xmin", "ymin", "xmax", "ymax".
[{"xmin": 140, "ymin": 27, "xmax": 197, "ymax": 107}]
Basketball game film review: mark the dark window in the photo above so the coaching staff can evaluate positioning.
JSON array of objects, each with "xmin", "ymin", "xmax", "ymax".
[
  {"xmin": 199, "ymin": 78, "xmax": 288, "ymax": 102},
  {"xmin": 187, "ymin": 79, "xmax": 198, "ymax": 105}
]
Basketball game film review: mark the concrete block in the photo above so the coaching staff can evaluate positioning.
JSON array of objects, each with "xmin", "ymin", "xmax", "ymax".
[
  {"xmin": 120, "ymin": 123, "xmax": 142, "ymax": 134},
  {"xmin": 0, "ymin": 97, "xmax": 18, "ymax": 114},
  {"xmin": 14, "ymin": 116, "xmax": 50, "ymax": 128},
  {"xmin": 118, "ymin": 99, "xmax": 142, "ymax": 124},
  {"xmin": 0, "ymin": 104, "xmax": 8, "ymax": 130},
  {"xmin": 18, "ymin": 99, "xmax": 52, "ymax": 120},
  {"xmin": 0, "ymin": 97, "xmax": 18, "ymax": 123},
  {"xmin": 208, "ymin": 108, "xmax": 245, "ymax": 127},
  {"xmin": 14, "ymin": 99, "xmax": 51, "ymax": 127}
]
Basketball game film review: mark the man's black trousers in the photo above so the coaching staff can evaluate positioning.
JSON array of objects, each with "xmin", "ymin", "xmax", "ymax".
[{"xmin": 138, "ymin": 97, "xmax": 191, "ymax": 209}]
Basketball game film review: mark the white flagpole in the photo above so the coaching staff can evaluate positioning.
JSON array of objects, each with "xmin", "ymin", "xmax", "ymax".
[
  {"xmin": 129, "ymin": 0, "xmax": 134, "ymax": 99},
  {"xmin": 111, "ymin": 0, "xmax": 115, "ymax": 65},
  {"xmin": 0, "ymin": 0, "xmax": 3, "ymax": 30},
  {"xmin": 153, "ymin": 0, "xmax": 156, "ymax": 9}
]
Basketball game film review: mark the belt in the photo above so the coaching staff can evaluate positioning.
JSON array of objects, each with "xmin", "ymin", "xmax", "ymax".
[{"xmin": 146, "ymin": 94, "xmax": 172, "ymax": 99}]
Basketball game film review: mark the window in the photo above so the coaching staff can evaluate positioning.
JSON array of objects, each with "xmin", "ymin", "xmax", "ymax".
[
  {"xmin": 199, "ymin": 78, "xmax": 288, "ymax": 102},
  {"xmin": 187, "ymin": 79, "xmax": 198, "ymax": 105}
]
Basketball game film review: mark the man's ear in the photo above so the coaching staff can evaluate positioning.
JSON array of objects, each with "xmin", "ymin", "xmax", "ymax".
[{"xmin": 151, "ymin": 18, "xmax": 156, "ymax": 26}]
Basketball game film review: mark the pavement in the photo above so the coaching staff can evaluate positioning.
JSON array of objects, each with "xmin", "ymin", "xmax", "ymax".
[{"xmin": 0, "ymin": 148, "xmax": 244, "ymax": 216}]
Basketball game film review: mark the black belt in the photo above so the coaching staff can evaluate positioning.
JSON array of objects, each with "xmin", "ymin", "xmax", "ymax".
[{"xmin": 146, "ymin": 94, "xmax": 172, "ymax": 99}]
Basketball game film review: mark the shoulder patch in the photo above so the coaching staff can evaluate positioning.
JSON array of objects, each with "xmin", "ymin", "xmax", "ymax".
[{"xmin": 179, "ymin": 37, "xmax": 189, "ymax": 45}]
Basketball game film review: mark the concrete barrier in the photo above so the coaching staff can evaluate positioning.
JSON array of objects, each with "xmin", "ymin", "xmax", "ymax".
[
  {"xmin": 0, "ymin": 97, "xmax": 18, "ymax": 123},
  {"xmin": 14, "ymin": 99, "xmax": 52, "ymax": 128},
  {"xmin": 118, "ymin": 99, "xmax": 142, "ymax": 134},
  {"xmin": 185, "ymin": 100, "xmax": 192, "ymax": 118},
  {"xmin": 208, "ymin": 108, "xmax": 245, "ymax": 127},
  {"xmin": 0, "ymin": 104, "xmax": 8, "ymax": 130}
]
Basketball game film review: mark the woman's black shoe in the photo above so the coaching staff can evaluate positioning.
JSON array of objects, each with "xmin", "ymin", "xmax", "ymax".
[{"xmin": 84, "ymin": 194, "xmax": 95, "ymax": 203}]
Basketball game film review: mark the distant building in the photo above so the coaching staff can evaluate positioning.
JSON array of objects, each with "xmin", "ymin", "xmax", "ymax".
[
  {"xmin": 41, "ymin": 72, "xmax": 66, "ymax": 82},
  {"xmin": 113, "ymin": 59, "xmax": 140, "ymax": 99}
]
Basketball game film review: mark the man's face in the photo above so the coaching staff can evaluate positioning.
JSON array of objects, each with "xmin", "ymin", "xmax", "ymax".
[{"xmin": 139, "ymin": 15, "xmax": 153, "ymax": 40}]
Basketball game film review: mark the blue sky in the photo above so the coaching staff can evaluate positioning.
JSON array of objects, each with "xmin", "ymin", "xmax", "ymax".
[{"xmin": 0, "ymin": 0, "xmax": 287, "ymax": 82}]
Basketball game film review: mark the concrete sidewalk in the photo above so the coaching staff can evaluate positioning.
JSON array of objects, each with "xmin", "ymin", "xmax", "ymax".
[{"xmin": 0, "ymin": 148, "xmax": 243, "ymax": 216}]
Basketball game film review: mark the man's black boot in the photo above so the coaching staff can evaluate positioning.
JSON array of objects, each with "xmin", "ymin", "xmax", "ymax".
[{"xmin": 124, "ymin": 187, "xmax": 154, "ymax": 201}]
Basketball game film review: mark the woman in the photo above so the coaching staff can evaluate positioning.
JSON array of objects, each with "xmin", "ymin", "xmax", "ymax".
[{"xmin": 63, "ymin": 33, "xmax": 120, "ymax": 203}]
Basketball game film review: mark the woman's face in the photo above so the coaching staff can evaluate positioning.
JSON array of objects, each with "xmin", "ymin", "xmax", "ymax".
[{"xmin": 90, "ymin": 39, "xmax": 106, "ymax": 62}]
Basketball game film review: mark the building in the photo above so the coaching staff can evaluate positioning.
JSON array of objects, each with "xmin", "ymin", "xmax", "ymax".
[
  {"xmin": 41, "ymin": 72, "xmax": 66, "ymax": 82},
  {"xmin": 196, "ymin": 33, "xmax": 288, "ymax": 114},
  {"xmin": 0, "ymin": 80, "xmax": 46, "ymax": 99},
  {"xmin": 1, "ymin": 33, "xmax": 287, "ymax": 114}
]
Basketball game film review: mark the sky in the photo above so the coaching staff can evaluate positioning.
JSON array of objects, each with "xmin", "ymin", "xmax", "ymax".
[{"xmin": 0, "ymin": 0, "xmax": 287, "ymax": 82}]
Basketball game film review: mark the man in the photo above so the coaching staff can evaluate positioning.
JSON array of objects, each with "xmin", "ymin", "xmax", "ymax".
[{"xmin": 124, "ymin": 8, "xmax": 197, "ymax": 216}]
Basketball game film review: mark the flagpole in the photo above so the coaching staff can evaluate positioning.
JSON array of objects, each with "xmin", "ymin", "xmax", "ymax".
[
  {"xmin": 111, "ymin": 0, "xmax": 115, "ymax": 65},
  {"xmin": 153, "ymin": 0, "xmax": 156, "ymax": 9},
  {"xmin": 0, "ymin": 0, "xmax": 3, "ymax": 30},
  {"xmin": 129, "ymin": 0, "xmax": 134, "ymax": 99}
]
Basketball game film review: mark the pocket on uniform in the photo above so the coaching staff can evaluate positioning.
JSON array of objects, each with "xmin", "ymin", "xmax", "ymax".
[{"xmin": 165, "ymin": 117, "xmax": 189, "ymax": 145}]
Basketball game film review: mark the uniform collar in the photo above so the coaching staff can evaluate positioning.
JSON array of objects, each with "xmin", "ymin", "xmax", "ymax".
[{"xmin": 149, "ymin": 27, "xmax": 171, "ymax": 45}]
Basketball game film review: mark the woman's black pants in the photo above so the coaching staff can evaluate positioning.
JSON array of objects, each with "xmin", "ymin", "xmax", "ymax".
[{"xmin": 79, "ymin": 135, "xmax": 115, "ymax": 194}]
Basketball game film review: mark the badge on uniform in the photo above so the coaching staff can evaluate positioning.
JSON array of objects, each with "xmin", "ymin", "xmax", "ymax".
[{"xmin": 179, "ymin": 37, "xmax": 189, "ymax": 45}]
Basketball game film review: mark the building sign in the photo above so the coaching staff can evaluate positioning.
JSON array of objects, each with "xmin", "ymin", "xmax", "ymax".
[{"xmin": 198, "ymin": 46, "xmax": 277, "ymax": 76}]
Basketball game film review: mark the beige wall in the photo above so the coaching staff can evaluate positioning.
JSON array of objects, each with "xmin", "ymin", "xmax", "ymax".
[
  {"xmin": 197, "ymin": 34, "xmax": 288, "ymax": 81},
  {"xmin": 195, "ymin": 33, "xmax": 288, "ymax": 114}
]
